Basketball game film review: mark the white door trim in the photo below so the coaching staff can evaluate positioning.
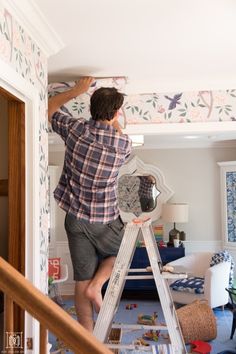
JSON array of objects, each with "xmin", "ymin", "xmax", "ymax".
[{"xmin": 0, "ymin": 57, "xmax": 41, "ymax": 354}]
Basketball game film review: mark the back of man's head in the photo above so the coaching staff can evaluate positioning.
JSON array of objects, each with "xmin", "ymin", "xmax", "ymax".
[{"xmin": 90, "ymin": 87, "xmax": 124, "ymax": 121}]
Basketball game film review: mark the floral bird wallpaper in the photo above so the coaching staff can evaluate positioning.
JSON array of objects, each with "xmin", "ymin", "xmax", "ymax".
[
  {"xmin": 48, "ymin": 81, "xmax": 236, "ymax": 126},
  {"xmin": 0, "ymin": 4, "xmax": 48, "ymax": 293},
  {"xmin": 123, "ymin": 90, "xmax": 236, "ymax": 124}
]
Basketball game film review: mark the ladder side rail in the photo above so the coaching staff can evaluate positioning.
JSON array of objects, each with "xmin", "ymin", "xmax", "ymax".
[
  {"xmin": 162, "ymin": 277, "xmax": 187, "ymax": 352},
  {"xmin": 93, "ymin": 223, "xmax": 140, "ymax": 342},
  {"xmin": 106, "ymin": 343, "xmax": 173, "ymax": 353},
  {"xmin": 141, "ymin": 224, "xmax": 187, "ymax": 354}
]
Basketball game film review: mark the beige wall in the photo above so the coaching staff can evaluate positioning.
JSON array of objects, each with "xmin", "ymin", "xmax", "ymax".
[
  {"xmin": 50, "ymin": 145, "xmax": 236, "ymax": 245},
  {"xmin": 134, "ymin": 147, "xmax": 236, "ymax": 242},
  {"xmin": 49, "ymin": 152, "xmax": 64, "ymax": 166},
  {"xmin": 49, "ymin": 145, "xmax": 236, "ymax": 292},
  {"xmin": 0, "ymin": 95, "xmax": 8, "ymax": 260}
]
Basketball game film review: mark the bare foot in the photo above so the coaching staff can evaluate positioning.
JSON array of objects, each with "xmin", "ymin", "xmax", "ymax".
[{"xmin": 85, "ymin": 283, "xmax": 103, "ymax": 313}]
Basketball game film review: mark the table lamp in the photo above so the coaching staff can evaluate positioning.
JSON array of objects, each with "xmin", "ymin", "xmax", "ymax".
[{"xmin": 162, "ymin": 203, "xmax": 189, "ymax": 246}]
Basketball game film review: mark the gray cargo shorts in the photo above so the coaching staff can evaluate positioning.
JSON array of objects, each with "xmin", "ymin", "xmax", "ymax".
[{"xmin": 64, "ymin": 213, "xmax": 125, "ymax": 281}]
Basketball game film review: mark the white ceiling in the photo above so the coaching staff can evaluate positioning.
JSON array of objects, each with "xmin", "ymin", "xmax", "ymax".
[
  {"xmin": 34, "ymin": 0, "xmax": 236, "ymax": 94},
  {"xmin": 33, "ymin": 0, "xmax": 236, "ymax": 147}
]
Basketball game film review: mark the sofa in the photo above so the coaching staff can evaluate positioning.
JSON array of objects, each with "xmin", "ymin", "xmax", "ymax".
[{"xmin": 166, "ymin": 251, "xmax": 232, "ymax": 309}]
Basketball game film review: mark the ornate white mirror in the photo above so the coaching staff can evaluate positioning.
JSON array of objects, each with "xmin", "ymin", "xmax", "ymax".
[{"xmin": 118, "ymin": 156, "xmax": 174, "ymax": 222}]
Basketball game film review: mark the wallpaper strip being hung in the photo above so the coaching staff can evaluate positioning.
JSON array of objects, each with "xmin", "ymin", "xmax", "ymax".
[
  {"xmin": 48, "ymin": 77, "xmax": 127, "ymax": 128},
  {"xmin": 48, "ymin": 80, "xmax": 236, "ymax": 126}
]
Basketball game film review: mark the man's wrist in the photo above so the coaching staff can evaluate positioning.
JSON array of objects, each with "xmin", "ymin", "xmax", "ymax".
[{"xmin": 71, "ymin": 87, "xmax": 83, "ymax": 99}]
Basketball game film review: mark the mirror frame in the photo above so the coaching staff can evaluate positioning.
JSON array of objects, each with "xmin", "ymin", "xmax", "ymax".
[{"xmin": 118, "ymin": 155, "xmax": 174, "ymax": 222}]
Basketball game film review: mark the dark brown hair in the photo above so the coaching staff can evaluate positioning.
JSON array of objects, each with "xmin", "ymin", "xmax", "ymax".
[{"xmin": 90, "ymin": 87, "xmax": 124, "ymax": 121}]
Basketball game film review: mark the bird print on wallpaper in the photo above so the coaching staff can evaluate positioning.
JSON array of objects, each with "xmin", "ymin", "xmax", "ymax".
[{"xmin": 164, "ymin": 93, "xmax": 183, "ymax": 110}]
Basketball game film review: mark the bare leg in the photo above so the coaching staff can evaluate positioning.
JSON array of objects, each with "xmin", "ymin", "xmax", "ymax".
[
  {"xmin": 75, "ymin": 280, "xmax": 94, "ymax": 332},
  {"xmin": 85, "ymin": 256, "xmax": 116, "ymax": 313}
]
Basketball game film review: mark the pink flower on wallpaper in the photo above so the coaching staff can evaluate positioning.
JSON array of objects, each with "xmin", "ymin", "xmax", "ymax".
[
  {"xmin": 189, "ymin": 107, "xmax": 201, "ymax": 121},
  {"xmin": 157, "ymin": 105, "xmax": 165, "ymax": 113},
  {"xmin": 0, "ymin": 35, "xmax": 11, "ymax": 61},
  {"xmin": 12, "ymin": 24, "xmax": 21, "ymax": 47},
  {"xmin": 23, "ymin": 36, "xmax": 32, "ymax": 58},
  {"xmin": 214, "ymin": 94, "xmax": 226, "ymax": 105}
]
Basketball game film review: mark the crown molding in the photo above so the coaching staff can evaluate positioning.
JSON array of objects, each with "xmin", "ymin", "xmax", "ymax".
[{"xmin": 2, "ymin": 0, "xmax": 64, "ymax": 57}]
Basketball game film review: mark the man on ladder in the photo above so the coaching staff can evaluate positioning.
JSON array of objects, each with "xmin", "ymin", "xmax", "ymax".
[{"xmin": 48, "ymin": 77, "xmax": 132, "ymax": 332}]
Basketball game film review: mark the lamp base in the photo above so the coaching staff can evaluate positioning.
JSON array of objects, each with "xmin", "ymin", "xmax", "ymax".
[{"xmin": 167, "ymin": 227, "xmax": 180, "ymax": 247}]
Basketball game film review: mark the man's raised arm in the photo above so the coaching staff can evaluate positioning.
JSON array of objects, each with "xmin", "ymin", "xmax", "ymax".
[{"xmin": 48, "ymin": 77, "xmax": 94, "ymax": 122}]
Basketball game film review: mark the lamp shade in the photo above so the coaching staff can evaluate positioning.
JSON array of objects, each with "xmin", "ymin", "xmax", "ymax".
[{"xmin": 162, "ymin": 203, "xmax": 189, "ymax": 223}]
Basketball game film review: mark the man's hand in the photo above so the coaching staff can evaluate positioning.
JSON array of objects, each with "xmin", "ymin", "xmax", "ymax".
[
  {"xmin": 72, "ymin": 77, "xmax": 94, "ymax": 97},
  {"xmin": 112, "ymin": 117, "xmax": 123, "ymax": 135},
  {"xmin": 48, "ymin": 76, "xmax": 94, "ymax": 122}
]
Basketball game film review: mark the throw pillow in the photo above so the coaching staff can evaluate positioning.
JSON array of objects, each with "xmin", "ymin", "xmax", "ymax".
[
  {"xmin": 210, "ymin": 250, "xmax": 234, "ymax": 287},
  {"xmin": 170, "ymin": 277, "xmax": 204, "ymax": 294}
]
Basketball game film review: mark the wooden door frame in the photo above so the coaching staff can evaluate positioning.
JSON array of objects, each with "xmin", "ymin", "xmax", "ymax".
[
  {"xmin": 0, "ymin": 87, "xmax": 26, "ymax": 339},
  {"xmin": 0, "ymin": 57, "xmax": 41, "ymax": 353},
  {"xmin": 0, "ymin": 88, "xmax": 26, "ymax": 271}
]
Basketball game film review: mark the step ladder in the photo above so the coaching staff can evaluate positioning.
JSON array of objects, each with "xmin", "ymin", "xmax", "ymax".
[{"xmin": 93, "ymin": 218, "xmax": 187, "ymax": 354}]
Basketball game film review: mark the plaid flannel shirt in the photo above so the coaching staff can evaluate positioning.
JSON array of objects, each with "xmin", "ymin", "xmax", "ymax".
[
  {"xmin": 51, "ymin": 111, "xmax": 132, "ymax": 223},
  {"xmin": 138, "ymin": 176, "xmax": 155, "ymax": 199}
]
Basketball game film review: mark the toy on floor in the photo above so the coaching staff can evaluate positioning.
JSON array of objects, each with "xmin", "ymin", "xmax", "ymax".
[
  {"xmin": 143, "ymin": 330, "xmax": 160, "ymax": 341},
  {"xmin": 108, "ymin": 328, "xmax": 121, "ymax": 350},
  {"xmin": 190, "ymin": 340, "xmax": 212, "ymax": 354},
  {"xmin": 51, "ymin": 349, "xmax": 67, "ymax": 354},
  {"xmin": 160, "ymin": 333, "xmax": 169, "ymax": 340},
  {"xmin": 126, "ymin": 304, "xmax": 133, "ymax": 310},
  {"xmin": 137, "ymin": 312, "xmax": 157, "ymax": 325},
  {"xmin": 158, "ymin": 240, "xmax": 165, "ymax": 248},
  {"xmin": 125, "ymin": 303, "xmax": 138, "ymax": 310},
  {"xmin": 50, "ymin": 338, "xmax": 70, "ymax": 354},
  {"xmin": 65, "ymin": 306, "xmax": 76, "ymax": 316},
  {"xmin": 134, "ymin": 337, "xmax": 150, "ymax": 346}
]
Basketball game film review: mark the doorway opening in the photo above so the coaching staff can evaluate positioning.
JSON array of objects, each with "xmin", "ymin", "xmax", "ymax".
[{"xmin": 0, "ymin": 87, "xmax": 25, "ymax": 350}]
